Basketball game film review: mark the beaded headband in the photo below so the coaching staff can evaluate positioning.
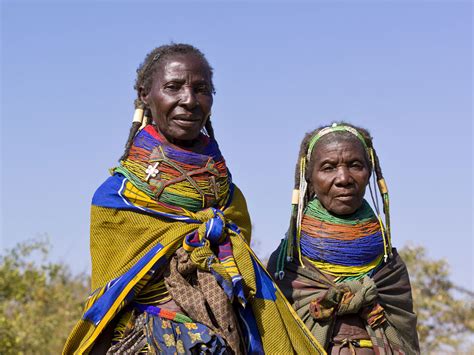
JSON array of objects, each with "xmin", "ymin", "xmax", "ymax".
[{"xmin": 306, "ymin": 123, "xmax": 369, "ymax": 161}]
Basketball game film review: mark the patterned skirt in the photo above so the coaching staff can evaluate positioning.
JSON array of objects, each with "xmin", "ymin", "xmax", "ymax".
[{"xmin": 107, "ymin": 308, "xmax": 231, "ymax": 354}]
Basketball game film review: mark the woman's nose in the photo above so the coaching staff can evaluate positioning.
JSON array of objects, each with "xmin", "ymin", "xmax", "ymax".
[
  {"xmin": 335, "ymin": 166, "xmax": 352, "ymax": 186},
  {"xmin": 179, "ymin": 86, "xmax": 198, "ymax": 109}
]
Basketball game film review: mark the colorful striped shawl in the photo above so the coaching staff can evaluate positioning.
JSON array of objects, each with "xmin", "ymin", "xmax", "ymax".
[{"xmin": 63, "ymin": 126, "xmax": 325, "ymax": 354}]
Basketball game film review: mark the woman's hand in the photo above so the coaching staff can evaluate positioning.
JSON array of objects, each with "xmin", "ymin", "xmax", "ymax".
[{"xmin": 309, "ymin": 276, "xmax": 380, "ymax": 321}]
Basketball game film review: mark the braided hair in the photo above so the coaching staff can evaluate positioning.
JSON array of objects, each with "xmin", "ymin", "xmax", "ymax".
[{"xmin": 120, "ymin": 43, "xmax": 216, "ymax": 161}]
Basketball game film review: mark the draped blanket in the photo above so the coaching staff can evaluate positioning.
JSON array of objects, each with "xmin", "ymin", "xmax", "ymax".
[
  {"xmin": 63, "ymin": 126, "xmax": 324, "ymax": 354},
  {"xmin": 268, "ymin": 248, "xmax": 420, "ymax": 354}
]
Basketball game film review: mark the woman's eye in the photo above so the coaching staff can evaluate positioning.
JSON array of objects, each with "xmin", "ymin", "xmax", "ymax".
[
  {"xmin": 196, "ymin": 85, "xmax": 211, "ymax": 94},
  {"xmin": 165, "ymin": 83, "xmax": 180, "ymax": 91},
  {"xmin": 350, "ymin": 162, "xmax": 364, "ymax": 170},
  {"xmin": 322, "ymin": 165, "xmax": 334, "ymax": 171}
]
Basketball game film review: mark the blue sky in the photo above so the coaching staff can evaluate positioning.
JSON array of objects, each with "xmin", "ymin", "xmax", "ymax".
[{"xmin": 1, "ymin": 1, "xmax": 472, "ymax": 289}]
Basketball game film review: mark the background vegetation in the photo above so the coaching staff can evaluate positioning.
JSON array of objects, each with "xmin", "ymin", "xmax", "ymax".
[
  {"xmin": 1, "ymin": 239, "xmax": 472, "ymax": 354},
  {"xmin": 399, "ymin": 246, "xmax": 473, "ymax": 353},
  {"xmin": 0, "ymin": 238, "xmax": 89, "ymax": 353}
]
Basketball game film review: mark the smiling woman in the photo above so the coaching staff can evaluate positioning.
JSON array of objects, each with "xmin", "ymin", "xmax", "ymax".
[
  {"xmin": 63, "ymin": 43, "xmax": 324, "ymax": 354},
  {"xmin": 268, "ymin": 122, "xmax": 420, "ymax": 354},
  {"xmin": 120, "ymin": 44, "xmax": 217, "ymax": 162},
  {"xmin": 141, "ymin": 54, "xmax": 214, "ymax": 144}
]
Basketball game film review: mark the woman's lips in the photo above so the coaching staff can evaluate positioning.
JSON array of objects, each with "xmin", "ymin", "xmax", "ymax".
[
  {"xmin": 334, "ymin": 195, "xmax": 355, "ymax": 201},
  {"xmin": 173, "ymin": 116, "xmax": 201, "ymax": 127}
]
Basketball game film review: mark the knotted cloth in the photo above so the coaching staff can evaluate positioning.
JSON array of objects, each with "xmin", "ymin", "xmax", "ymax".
[{"xmin": 268, "ymin": 248, "xmax": 420, "ymax": 354}]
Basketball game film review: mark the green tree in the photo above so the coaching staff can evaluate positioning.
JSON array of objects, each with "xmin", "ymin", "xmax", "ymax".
[
  {"xmin": 0, "ymin": 238, "xmax": 89, "ymax": 354},
  {"xmin": 400, "ymin": 245, "xmax": 474, "ymax": 353}
]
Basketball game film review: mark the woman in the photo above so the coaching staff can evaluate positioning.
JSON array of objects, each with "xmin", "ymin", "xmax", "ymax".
[
  {"xmin": 268, "ymin": 123, "xmax": 420, "ymax": 354},
  {"xmin": 63, "ymin": 44, "xmax": 324, "ymax": 354}
]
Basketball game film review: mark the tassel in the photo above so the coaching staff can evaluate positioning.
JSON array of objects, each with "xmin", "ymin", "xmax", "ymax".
[{"xmin": 296, "ymin": 157, "xmax": 307, "ymax": 267}]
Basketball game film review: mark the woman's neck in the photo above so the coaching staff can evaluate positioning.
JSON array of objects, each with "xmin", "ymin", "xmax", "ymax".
[{"xmin": 153, "ymin": 125, "xmax": 208, "ymax": 153}]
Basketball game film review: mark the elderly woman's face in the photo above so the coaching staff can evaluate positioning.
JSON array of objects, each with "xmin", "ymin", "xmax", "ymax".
[
  {"xmin": 142, "ymin": 54, "xmax": 213, "ymax": 144},
  {"xmin": 311, "ymin": 138, "xmax": 370, "ymax": 215}
]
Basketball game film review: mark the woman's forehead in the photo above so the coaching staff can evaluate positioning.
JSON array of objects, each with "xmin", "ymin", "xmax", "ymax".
[
  {"xmin": 154, "ymin": 54, "xmax": 211, "ymax": 80},
  {"xmin": 312, "ymin": 135, "xmax": 367, "ymax": 160}
]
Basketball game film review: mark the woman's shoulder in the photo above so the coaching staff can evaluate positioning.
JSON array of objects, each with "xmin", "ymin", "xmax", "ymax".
[
  {"xmin": 265, "ymin": 242, "xmax": 284, "ymax": 277},
  {"xmin": 91, "ymin": 173, "xmax": 126, "ymax": 208}
]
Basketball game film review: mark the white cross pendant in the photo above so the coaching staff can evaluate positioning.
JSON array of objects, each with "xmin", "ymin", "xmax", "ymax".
[{"xmin": 145, "ymin": 162, "xmax": 160, "ymax": 181}]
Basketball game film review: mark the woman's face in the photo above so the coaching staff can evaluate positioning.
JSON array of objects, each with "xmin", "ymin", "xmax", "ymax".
[
  {"xmin": 142, "ymin": 54, "xmax": 213, "ymax": 145},
  {"xmin": 310, "ymin": 138, "xmax": 370, "ymax": 215}
]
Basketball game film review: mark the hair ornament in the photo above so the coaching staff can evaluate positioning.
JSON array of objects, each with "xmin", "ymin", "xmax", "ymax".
[
  {"xmin": 132, "ymin": 108, "xmax": 144, "ymax": 124},
  {"xmin": 291, "ymin": 189, "xmax": 300, "ymax": 205},
  {"xmin": 377, "ymin": 178, "xmax": 388, "ymax": 194}
]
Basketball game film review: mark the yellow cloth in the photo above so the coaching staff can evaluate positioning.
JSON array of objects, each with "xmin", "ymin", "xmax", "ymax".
[{"xmin": 63, "ymin": 185, "xmax": 325, "ymax": 354}]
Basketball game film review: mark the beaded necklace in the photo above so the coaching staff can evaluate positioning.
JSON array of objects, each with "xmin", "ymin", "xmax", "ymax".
[
  {"xmin": 300, "ymin": 198, "xmax": 384, "ymax": 280},
  {"xmin": 115, "ymin": 125, "xmax": 231, "ymax": 212}
]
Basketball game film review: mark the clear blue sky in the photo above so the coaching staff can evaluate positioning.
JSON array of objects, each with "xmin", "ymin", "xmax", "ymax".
[{"xmin": 1, "ymin": 1, "xmax": 472, "ymax": 289}]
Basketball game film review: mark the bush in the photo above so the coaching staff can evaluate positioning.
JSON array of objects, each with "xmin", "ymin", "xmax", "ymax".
[
  {"xmin": 400, "ymin": 245, "xmax": 474, "ymax": 353},
  {"xmin": 0, "ymin": 238, "xmax": 89, "ymax": 354}
]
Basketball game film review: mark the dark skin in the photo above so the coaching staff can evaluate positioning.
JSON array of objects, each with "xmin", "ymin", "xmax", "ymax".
[
  {"xmin": 141, "ymin": 54, "xmax": 213, "ymax": 147},
  {"xmin": 311, "ymin": 139, "xmax": 371, "ymax": 215}
]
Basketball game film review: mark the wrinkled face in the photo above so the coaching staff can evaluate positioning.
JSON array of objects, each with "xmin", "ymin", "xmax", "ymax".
[
  {"xmin": 311, "ymin": 138, "xmax": 371, "ymax": 215},
  {"xmin": 142, "ymin": 54, "xmax": 213, "ymax": 145}
]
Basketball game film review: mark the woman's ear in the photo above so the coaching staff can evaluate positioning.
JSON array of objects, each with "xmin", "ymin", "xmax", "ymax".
[
  {"xmin": 366, "ymin": 163, "xmax": 373, "ymax": 184},
  {"xmin": 139, "ymin": 86, "xmax": 148, "ymax": 105}
]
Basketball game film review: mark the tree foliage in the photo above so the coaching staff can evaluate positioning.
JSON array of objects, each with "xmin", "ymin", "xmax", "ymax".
[
  {"xmin": 0, "ymin": 238, "xmax": 89, "ymax": 354},
  {"xmin": 400, "ymin": 245, "xmax": 474, "ymax": 353}
]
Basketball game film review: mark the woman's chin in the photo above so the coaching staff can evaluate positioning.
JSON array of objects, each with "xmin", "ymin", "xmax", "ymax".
[
  {"xmin": 326, "ymin": 201, "xmax": 361, "ymax": 216},
  {"xmin": 161, "ymin": 128, "xmax": 202, "ymax": 146}
]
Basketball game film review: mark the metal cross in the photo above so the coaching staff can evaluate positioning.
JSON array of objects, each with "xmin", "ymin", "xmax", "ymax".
[{"xmin": 145, "ymin": 162, "xmax": 160, "ymax": 181}]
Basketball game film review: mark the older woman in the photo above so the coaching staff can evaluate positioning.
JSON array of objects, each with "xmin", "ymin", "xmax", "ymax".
[
  {"xmin": 268, "ymin": 123, "xmax": 420, "ymax": 354},
  {"xmin": 63, "ymin": 44, "xmax": 324, "ymax": 354}
]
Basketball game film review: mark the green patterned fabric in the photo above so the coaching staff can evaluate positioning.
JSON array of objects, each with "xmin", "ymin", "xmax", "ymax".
[{"xmin": 268, "ymin": 247, "xmax": 420, "ymax": 354}]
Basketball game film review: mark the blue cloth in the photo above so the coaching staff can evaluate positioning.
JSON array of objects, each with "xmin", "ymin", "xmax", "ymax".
[{"xmin": 145, "ymin": 313, "xmax": 229, "ymax": 354}]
